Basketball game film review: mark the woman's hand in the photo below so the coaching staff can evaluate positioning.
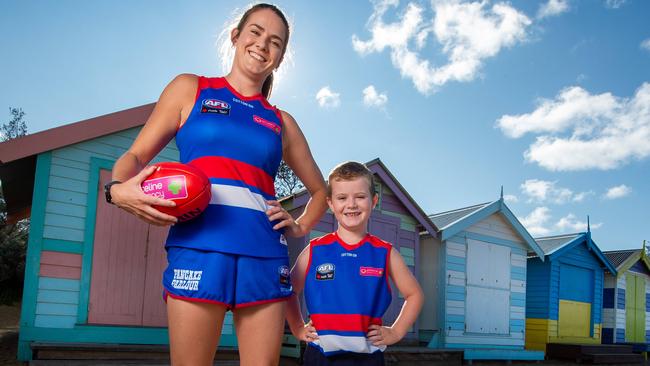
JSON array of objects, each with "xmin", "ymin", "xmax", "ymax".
[
  {"xmin": 111, "ymin": 165, "xmax": 178, "ymax": 226},
  {"xmin": 366, "ymin": 324, "xmax": 402, "ymax": 346},
  {"xmin": 266, "ymin": 200, "xmax": 306, "ymax": 237}
]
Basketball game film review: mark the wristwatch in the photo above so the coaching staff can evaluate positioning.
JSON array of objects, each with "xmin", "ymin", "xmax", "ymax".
[{"xmin": 104, "ymin": 180, "xmax": 122, "ymax": 204}]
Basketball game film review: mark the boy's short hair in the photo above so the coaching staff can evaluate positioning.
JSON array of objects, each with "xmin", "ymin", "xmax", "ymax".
[{"xmin": 327, "ymin": 161, "xmax": 376, "ymax": 197}]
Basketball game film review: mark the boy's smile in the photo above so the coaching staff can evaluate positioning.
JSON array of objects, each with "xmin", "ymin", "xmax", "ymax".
[{"xmin": 327, "ymin": 177, "xmax": 378, "ymax": 242}]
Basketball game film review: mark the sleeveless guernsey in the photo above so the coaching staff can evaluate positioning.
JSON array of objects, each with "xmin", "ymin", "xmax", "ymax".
[
  {"xmin": 304, "ymin": 232, "xmax": 393, "ymax": 355},
  {"xmin": 165, "ymin": 76, "xmax": 286, "ymax": 258}
]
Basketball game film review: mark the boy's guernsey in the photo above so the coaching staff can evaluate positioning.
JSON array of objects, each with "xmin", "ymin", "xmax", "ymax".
[
  {"xmin": 165, "ymin": 76, "xmax": 286, "ymax": 258},
  {"xmin": 304, "ymin": 232, "xmax": 393, "ymax": 355}
]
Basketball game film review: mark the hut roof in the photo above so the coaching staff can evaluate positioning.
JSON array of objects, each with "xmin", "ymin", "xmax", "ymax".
[
  {"xmin": 429, "ymin": 199, "xmax": 545, "ymax": 259},
  {"xmin": 603, "ymin": 250, "xmax": 638, "ymax": 269},
  {"xmin": 532, "ymin": 232, "xmax": 617, "ymax": 275},
  {"xmin": 428, "ymin": 202, "xmax": 491, "ymax": 230}
]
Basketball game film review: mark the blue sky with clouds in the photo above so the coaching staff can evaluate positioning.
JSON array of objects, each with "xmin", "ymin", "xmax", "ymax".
[{"xmin": 1, "ymin": 0, "xmax": 649, "ymax": 250}]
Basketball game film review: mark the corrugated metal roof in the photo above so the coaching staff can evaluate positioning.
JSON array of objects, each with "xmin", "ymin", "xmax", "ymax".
[
  {"xmin": 603, "ymin": 249, "xmax": 638, "ymax": 269},
  {"xmin": 535, "ymin": 233, "xmax": 582, "ymax": 255},
  {"xmin": 428, "ymin": 202, "xmax": 491, "ymax": 230}
]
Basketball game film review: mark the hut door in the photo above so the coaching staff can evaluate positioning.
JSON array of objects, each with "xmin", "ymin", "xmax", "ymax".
[
  {"xmin": 466, "ymin": 239, "xmax": 510, "ymax": 334},
  {"xmin": 88, "ymin": 169, "xmax": 169, "ymax": 327},
  {"xmin": 625, "ymin": 274, "xmax": 646, "ymax": 342},
  {"xmin": 558, "ymin": 264, "xmax": 593, "ymax": 338}
]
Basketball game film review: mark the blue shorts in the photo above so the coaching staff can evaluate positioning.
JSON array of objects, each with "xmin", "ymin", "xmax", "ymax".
[{"xmin": 162, "ymin": 247, "xmax": 292, "ymax": 309}]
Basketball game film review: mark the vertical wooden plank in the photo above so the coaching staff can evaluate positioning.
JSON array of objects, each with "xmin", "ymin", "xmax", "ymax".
[
  {"xmin": 18, "ymin": 153, "xmax": 52, "ymax": 361},
  {"xmin": 626, "ymin": 274, "xmax": 635, "ymax": 342},
  {"xmin": 88, "ymin": 169, "xmax": 148, "ymax": 326},
  {"xmin": 636, "ymin": 276, "xmax": 645, "ymax": 342},
  {"xmin": 142, "ymin": 225, "xmax": 170, "ymax": 327}
]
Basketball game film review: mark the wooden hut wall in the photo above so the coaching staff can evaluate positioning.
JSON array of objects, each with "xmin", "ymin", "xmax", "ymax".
[
  {"xmin": 525, "ymin": 258, "xmax": 553, "ymax": 351},
  {"xmin": 603, "ymin": 261, "xmax": 650, "ymax": 344},
  {"xmin": 418, "ymin": 234, "xmax": 441, "ymax": 341},
  {"xmin": 19, "ymin": 127, "xmax": 238, "ymax": 359},
  {"xmin": 442, "ymin": 213, "xmax": 527, "ymax": 349}
]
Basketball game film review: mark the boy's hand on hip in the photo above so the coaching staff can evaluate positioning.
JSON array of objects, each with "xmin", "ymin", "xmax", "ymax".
[
  {"xmin": 299, "ymin": 321, "xmax": 319, "ymax": 343},
  {"xmin": 367, "ymin": 324, "xmax": 401, "ymax": 346}
]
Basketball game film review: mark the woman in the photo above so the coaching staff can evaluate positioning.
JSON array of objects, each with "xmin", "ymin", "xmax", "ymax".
[{"xmin": 107, "ymin": 4, "xmax": 327, "ymax": 365}]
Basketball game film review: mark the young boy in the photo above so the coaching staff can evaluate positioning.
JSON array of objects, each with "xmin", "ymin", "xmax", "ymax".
[{"xmin": 286, "ymin": 161, "xmax": 424, "ymax": 365}]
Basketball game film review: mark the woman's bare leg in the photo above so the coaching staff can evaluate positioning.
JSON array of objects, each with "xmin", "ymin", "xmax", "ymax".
[
  {"xmin": 233, "ymin": 301, "xmax": 287, "ymax": 366},
  {"xmin": 167, "ymin": 296, "xmax": 228, "ymax": 366}
]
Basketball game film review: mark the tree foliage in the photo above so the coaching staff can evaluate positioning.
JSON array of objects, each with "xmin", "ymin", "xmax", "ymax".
[
  {"xmin": 274, "ymin": 160, "xmax": 304, "ymax": 199},
  {"xmin": 1, "ymin": 107, "xmax": 27, "ymax": 141},
  {"xmin": 0, "ymin": 107, "xmax": 29, "ymax": 304}
]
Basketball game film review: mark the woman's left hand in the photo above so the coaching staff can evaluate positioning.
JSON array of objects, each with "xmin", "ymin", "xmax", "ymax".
[{"xmin": 266, "ymin": 200, "xmax": 306, "ymax": 237}]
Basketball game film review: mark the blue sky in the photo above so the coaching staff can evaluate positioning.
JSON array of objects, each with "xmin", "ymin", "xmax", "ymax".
[{"xmin": 1, "ymin": 0, "xmax": 649, "ymax": 251}]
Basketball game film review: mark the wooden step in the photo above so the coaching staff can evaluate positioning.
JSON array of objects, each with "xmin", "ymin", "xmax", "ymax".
[
  {"xmin": 546, "ymin": 342, "xmax": 635, "ymax": 359},
  {"xmin": 385, "ymin": 347, "xmax": 463, "ymax": 366},
  {"xmin": 581, "ymin": 352, "xmax": 645, "ymax": 364}
]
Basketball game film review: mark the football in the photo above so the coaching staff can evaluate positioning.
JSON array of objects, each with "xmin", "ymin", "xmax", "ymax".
[{"xmin": 141, "ymin": 162, "xmax": 211, "ymax": 222}]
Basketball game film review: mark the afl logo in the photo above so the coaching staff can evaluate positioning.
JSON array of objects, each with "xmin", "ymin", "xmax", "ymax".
[
  {"xmin": 316, "ymin": 263, "xmax": 335, "ymax": 281},
  {"xmin": 278, "ymin": 265, "xmax": 290, "ymax": 286},
  {"xmin": 201, "ymin": 99, "xmax": 231, "ymax": 115},
  {"xmin": 278, "ymin": 265, "xmax": 290, "ymax": 277}
]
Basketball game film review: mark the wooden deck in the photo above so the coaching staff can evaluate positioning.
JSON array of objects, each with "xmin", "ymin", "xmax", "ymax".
[
  {"xmin": 546, "ymin": 343, "xmax": 645, "ymax": 364},
  {"xmin": 26, "ymin": 342, "xmax": 464, "ymax": 366}
]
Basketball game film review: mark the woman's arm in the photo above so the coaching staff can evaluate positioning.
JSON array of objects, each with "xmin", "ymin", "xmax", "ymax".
[
  {"xmin": 367, "ymin": 247, "xmax": 424, "ymax": 346},
  {"xmin": 110, "ymin": 74, "xmax": 198, "ymax": 226},
  {"xmin": 286, "ymin": 246, "xmax": 318, "ymax": 341},
  {"xmin": 268, "ymin": 110, "xmax": 327, "ymax": 237}
]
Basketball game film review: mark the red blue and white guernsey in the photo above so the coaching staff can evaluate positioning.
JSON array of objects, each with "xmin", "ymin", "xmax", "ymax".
[
  {"xmin": 165, "ymin": 76, "xmax": 287, "ymax": 258},
  {"xmin": 304, "ymin": 232, "xmax": 393, "ymax": 355}
]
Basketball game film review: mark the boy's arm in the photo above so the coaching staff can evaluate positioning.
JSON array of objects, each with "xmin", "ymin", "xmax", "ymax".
[
  {"xmin": 286, "ymin": 245, "xmax": 318, "ymax": 342},
  {"xmin": 367, "ymin": 247, "xmax": 424, "ymax": 346}
]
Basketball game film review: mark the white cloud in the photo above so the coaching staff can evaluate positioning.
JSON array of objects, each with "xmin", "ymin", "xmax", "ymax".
[
  {"xmin": 604, "ymin": 0, "xmax": 626, "ymax": 9},
  {"xmin": 537, "ymin": 0, "xmax": 569, "ymax": 19},
  {"xmin": 503, "ymin": 194, "xmax": 518, "ymax": 203},
  {"xmin": 363, "ymin": 85, "xmax": 389, "ymax": 108},
  {"xmin": 519, "ymin": 207, "xmax": 602, "ymax": 237},
  {"xmin": 641, "ymin": 38, "xmax": 650, "ymax": 52},
  {"xmin": 520, "ymin": 179, "xmax": 591, "ymax": 204},
  {"xmin": 520, "ymin": 207, "xmax": 552, "ymax": 236},
  {"xmin": 497, "ymin": 83, "xmax": 650, "ymax": 171},
  {"xmin": 556, "ymin": 214, "xmax": 602, "ymax": 232},
  {"xmin": 315, "ymin": 87, "xmax": 341, "ymax": 108},
  {"xmin": 604, "ymin": 184, "xmax": 631, "ymax": 199},
  {"xmin": 352, "ymin": 0, "xmax": 531, "ymax": 94}
]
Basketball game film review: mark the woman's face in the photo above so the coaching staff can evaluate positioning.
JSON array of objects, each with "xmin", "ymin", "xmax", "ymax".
[{"xmin": 232, "ymin": 8, "xmax": 287, "ymax": 80}]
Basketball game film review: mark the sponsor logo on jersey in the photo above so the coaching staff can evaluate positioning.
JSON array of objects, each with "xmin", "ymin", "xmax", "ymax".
[
  {"xmin": 253, "ymin": 115, "xmax": 281, "ymax": 135},
  {"xmin": 316, "ymin": 263, "xmax": 335, "ymax": 280},
  {"xmin": 171, "ymin": 269, "xmax": 202, "ymax": 291},
  {"xmin": 360, "ymin": 266, "xmax": 384, "ymax": 277},
  {"xmin": 278, "ymin": 265, "xmax": 290, "ymax": 286},
  {"xmin": 201, "ymin": 99, "xmax": 230, "ymax": 115},
  {"xmin": 142, "ymin": 176, "xmax": 188, "ymax": 200},
  {"xmin": 232, "ymin": 97, "xmax": 253, "ymax": 108},
  {"xmin": 341, "ymin": 252, "xmax": 358, "ymax": 258}
]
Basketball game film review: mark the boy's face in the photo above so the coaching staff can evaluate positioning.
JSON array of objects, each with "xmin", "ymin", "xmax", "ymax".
[{"xmin": 327, "ymin": 177, "xmax": 378, "ymax": 234}]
